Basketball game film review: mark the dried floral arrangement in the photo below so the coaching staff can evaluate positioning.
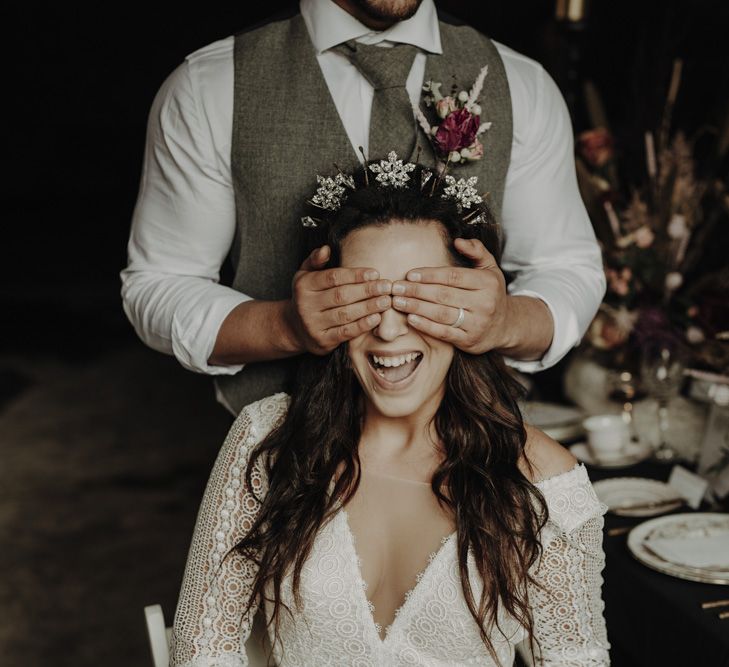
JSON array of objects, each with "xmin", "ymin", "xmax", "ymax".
[{"xmin": 576, "ymin": 59, "xmax": 729, "ymax": 375}]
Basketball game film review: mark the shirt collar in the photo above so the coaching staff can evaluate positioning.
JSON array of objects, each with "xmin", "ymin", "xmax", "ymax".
[{"xmin": 300, "ymin": 0, "xmax": 443, "ymax": 54}]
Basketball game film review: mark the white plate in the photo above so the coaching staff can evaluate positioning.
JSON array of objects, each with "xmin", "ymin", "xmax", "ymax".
[
  {"xmin": 628, "ymin": 513, "xmax": 729, "ymax": 585},
  {"xmin": 520, "ymin": 401, "xmax": 584, "ymax": 441},
  {"xmin": 569, "ymin": 442, "xmax": 652, "ymax": 469},
  {"xmin": 592, "ymin": 477, "xmax": 684, "ymax": 517}
]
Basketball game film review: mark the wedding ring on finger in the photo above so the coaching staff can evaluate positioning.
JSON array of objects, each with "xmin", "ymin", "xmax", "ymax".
[{"xmin": 451, "ymin": 307, "xmax": 466, "ymax": 329}]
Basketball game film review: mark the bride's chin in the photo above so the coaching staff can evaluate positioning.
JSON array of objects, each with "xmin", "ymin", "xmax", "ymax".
[
  {"xmin": 364, "ymin": 379, "xmax": 422, "ymax": 404},
  {"xmin": 366, "ymin": 397, "xmax": 419, "ymax": 419}
]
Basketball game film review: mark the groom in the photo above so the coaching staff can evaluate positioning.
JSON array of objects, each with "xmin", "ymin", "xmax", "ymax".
[{"xmin": 122, "ymin": 0, "xmax": 605, "ymax": 414}]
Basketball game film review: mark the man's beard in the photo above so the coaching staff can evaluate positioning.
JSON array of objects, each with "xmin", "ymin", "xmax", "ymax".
[{"xmin": 350, "ymin": 0, "xmax": 424, "ymax": 23}]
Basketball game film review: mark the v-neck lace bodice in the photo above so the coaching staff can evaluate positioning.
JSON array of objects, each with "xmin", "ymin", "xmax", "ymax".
[
  {"xmin": 171, "ymin": 393, "xmax": 611, "ymax": 666},
  {"xmin": 340, "ymin": 466, "xmax": 456, "ymax": 640}
]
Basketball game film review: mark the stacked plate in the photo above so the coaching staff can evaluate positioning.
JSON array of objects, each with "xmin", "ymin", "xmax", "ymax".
[
  {"xmin": 519, "ymin": 401, "xmax": 584, "ymax": 442},
  {"xmin": 593, "ymin": 477, "xmax": 684, "ymax": 517},
  {"xmin": 627, "ymin": 513, "xmax": 729, "ymax": 585}
]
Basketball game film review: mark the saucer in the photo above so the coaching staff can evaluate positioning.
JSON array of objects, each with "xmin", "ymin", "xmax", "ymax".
[{"xmin": 569, "ymin": 442, "xmax": 652, "ymax": 469}]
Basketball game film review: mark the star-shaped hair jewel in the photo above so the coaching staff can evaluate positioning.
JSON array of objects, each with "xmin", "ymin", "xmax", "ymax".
[
  {"xmin": 441, "ymin": 175, "xmax": 482, "ymax": 212},
  {"xmin": 310, "ymin": 172, "xmax": 355, "ymax": 211},
  {"xmin": 368, "ymin": 151, "xmax": 416, "ymax": 188}
]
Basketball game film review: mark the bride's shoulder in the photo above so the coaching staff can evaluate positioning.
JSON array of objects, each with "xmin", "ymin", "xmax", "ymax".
[
  {"xmin": 235, "ymin": 392, "xmax": 291, "ymax": 437},
  {"xmin": 519, "ymin": 424, "xmax": 579, "ymax": 486},
  {"xmin": 241, "ymin": 392, "xmax": 291, "ymax": 418},
  {"xmin": 520, "ymin": 426, "xmax": 606, "ymax": 534}
]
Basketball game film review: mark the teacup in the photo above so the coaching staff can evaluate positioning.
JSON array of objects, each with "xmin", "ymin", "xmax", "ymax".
[{"xmin": 582, "ymin": 414, "xmax": 630, "ymax": 462}]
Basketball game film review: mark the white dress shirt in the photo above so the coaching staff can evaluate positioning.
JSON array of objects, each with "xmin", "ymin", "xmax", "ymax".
[{"xmin": 121, "ymin": 0, "xmax": 605, "ymax": 379}]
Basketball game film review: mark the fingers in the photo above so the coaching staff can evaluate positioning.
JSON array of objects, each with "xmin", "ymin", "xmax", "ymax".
[
  {"xmin": 392, "ymin": 295, "xmax": 467, "ymax": 326},
  {"xmin": 308, "ymin": 266, "xmax": 381, "ymax": 291},
  {"xmin": 403, "ymin": 266, "xmax": 487, "ymax": 290},
  {"xmin": 319, "ymin": 279, "xmax": 392, "ymax": 309},
  {"xmin": 406, "ymin": 313, "xmax": 468, "ymax": 345},
  {"xmin": 322, "ymin": 312, "xmax": 383, "ymax": 347},
  {"xmin": 391, "ymin": 282, "xmax": 478, "ymax": 308},
  {"xmin": 326, "ymin": 295, "xmax": 392, "ymax": 328},
  {"xmin": 298, "ymin": 245, "xmax": 331, "ymax": 272},
  {"xmin": 298, "ymin": 246, "xmax": 381, "ymax": 284},
  {"xmin": 295, "ymin": 288, "xmax": 390, "ymax": 355},
  {"xmin": 393, "ymin": 268, "xmax": 498, "ymax": 301},
  {"xmin": 453, "ymin": 238, "xmax": 498, "ymax": 270}
]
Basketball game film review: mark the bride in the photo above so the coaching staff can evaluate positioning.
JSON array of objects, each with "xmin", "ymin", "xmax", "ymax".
[{"xmin": 170, "ymin": 156, "xmax": 610, "ymax": 666}]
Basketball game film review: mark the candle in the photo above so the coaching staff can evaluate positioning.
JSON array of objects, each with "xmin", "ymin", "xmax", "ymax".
[
  {"xmin": 568, "ymin": 0, "xmax": 585, "ymax": 21},
  {"xmin": 604, "ymin": 201, "xmax": 621, "ymax": 238},
  {"xmin": 675, "ymin": 232, "xmax": 691, "ymax": 266},
  {"xmin": 667, "ymin": 59, "xmax": 684, "ymax": 107},
  {"xmin": 645, "ymin": 131, "xmax": 657, "ymax": 179}
]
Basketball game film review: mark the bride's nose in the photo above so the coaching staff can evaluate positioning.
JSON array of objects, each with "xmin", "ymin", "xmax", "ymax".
[{"xmin": 373, "ymin": 305, "xmax": 409, "ymax": 341}]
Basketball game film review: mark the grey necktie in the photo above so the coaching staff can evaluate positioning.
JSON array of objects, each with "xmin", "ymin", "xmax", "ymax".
[{"xmin": 336, "ymin": 41, "xmax": 419, "ymax": 160}]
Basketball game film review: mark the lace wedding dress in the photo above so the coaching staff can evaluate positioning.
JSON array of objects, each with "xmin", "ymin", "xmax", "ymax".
[{"xmin": 171, "ymin": 393, "xmax": 610, "ymax": 666}]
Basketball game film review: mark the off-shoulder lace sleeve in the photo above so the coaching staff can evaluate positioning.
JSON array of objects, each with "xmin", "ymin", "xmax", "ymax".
[
  {"xmin": 170, "ymin": 393, "xmax": 289, "ymax": 667},
  {"xmin": 527, "ymin": 464, "xmax": 611, "ymax": 666}
]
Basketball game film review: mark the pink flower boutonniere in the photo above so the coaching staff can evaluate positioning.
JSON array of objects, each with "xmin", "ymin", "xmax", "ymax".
[{"xmin": 415, "ymin": 65, "xmax": 492, "ymax": 167}]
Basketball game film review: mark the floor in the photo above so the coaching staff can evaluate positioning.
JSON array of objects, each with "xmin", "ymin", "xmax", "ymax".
[{"xmin": 0, "ymin": 338, "xmax": 231, "ymax": 666}]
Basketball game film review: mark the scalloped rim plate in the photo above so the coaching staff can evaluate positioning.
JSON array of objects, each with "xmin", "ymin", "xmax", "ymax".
[{"xmin": 627, "ymin": 512, "xmax": 729, "ymax": 585}]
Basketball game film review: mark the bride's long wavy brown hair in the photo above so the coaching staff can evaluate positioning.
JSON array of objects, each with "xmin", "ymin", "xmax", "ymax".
[{"xmin": 235, "ymin": 163, "xmax": 549, "ymax": 665}]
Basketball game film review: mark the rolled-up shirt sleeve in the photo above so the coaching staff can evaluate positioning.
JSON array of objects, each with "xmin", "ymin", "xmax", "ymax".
[
  {"xmin": 121, "ymin": 44, "xmax": 249, "ymax": 375},
  {"xmin": 498, "ymin": 46, "xmax": 606, "ymax": 372}
]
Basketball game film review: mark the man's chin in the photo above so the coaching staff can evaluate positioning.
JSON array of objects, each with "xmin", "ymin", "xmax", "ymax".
[{"xmin": 351, "ymin": 0, "xmax": 424, "ymax": 24}]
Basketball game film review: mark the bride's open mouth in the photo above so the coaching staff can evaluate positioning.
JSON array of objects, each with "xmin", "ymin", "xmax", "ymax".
[{"xmin": 366, "ymin": 352, "xmax": 423, "ymax": 388}]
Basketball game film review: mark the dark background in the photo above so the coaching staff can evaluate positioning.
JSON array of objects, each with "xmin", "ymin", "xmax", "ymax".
[
  {"xmin": 4, "ymin": 0, "xmax": 727, "ymax": 329},
  {"xmin": 1, "ymin": 2, "xmax": 728, "ymax": 665}
]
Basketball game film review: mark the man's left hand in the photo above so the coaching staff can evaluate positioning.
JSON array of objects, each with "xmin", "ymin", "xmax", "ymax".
[{"xmin": 391, "ymin": 237, "xmax": 515, "ymax": 355}]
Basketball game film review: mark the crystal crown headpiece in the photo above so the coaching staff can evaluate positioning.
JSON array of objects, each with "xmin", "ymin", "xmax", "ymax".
[{"xmin": 302, "ymin": 151, "xmax": 486, "ymax": 228}]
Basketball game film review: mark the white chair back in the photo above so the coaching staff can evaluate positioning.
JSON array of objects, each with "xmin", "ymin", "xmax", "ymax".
[
  {"xmin": 144, "ymin": 605, "xmax": 170, "ymax": 667},
  {"xmin": 144, "ymin": 604, "xmax": 273, "ymax": 666}
]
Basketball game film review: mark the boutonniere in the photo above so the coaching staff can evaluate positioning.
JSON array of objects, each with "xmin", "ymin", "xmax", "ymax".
[{"xmin": 414, "ymin": 65, "xmax": 492, "ymax": 168}]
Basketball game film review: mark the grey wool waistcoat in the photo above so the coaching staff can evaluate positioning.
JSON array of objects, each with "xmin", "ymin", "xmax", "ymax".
[{"xmin": 215, "ymin": 11, "xmax": 513, "ymax": 414}]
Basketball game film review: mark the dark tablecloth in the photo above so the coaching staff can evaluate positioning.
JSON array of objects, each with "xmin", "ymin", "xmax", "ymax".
[{"xmin": 586, "ymin": 459, "xmax": 729, "ymax": 667}]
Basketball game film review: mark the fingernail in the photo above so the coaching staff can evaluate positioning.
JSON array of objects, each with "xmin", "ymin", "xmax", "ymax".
[
  {"xmin": 365, "ymin": 270, "xmax": 379, "ymax": 281},
  {"xmin": 393, "ymin": 296, "xmax": 406, "ymax": 308},
  {"xmin": 378, "ymin": 280, "xmax": 392, "ymax": 294},
  {"xmin": 408, "ymin": 314, "xmax": 420, "ymax": 324},
  {"xmin": 408, "ymin": 271, "xmax": 421, "ymax": 282},
  {"xmin": 392, "ymin": 283, "xmax": 406, "ymax": 295},
  {"xmin": 377, "ymin": 296, "xmax": 390, "ymax": 308},
  {"xmin": 367, "ymin": 314, "xmax": 380, "ymax": 326}
]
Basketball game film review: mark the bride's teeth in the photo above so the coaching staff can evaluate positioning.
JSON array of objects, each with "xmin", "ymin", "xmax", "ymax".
[{"xmin": 371, "ymin": 352, "xmax": 421, "ymax": 368}]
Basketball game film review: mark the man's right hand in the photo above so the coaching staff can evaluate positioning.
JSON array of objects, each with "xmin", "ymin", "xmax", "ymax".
[{"xmin": 286, "ymin": 245, "xmax": 392, "ymax": 355}]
